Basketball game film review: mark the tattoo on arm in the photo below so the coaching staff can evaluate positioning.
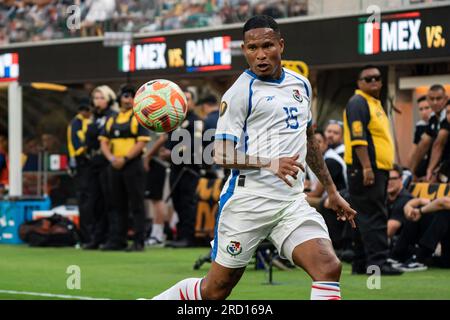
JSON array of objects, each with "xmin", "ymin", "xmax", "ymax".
[{"xmin": 306, "ymin": 127, "xmax": 335, "ymax": 191}]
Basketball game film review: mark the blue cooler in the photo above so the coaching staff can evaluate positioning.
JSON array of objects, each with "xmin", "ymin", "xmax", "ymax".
[{"xmin": 0, "ymin": 197, "xmax": 51, "ymax": 244}]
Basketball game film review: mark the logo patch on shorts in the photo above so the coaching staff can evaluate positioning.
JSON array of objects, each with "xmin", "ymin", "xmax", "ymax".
[{"xmin": 226, "ymin": 241, "xmax": 242, "ymax": 256}]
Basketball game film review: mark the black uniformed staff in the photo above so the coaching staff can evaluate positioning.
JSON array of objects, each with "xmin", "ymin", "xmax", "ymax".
[
  {"xmin": 165, "ymin": 89, "xmax": 204, "ymax": 248},
  {"xmin": 67, "ymin": 100, "xmax": 91, "ymax": 244},
  {"xmin": 100, "ymin": 85, "xmax": 150, "ymax": 251},
  {"xmin": 82, "ymin": 86, "xmax": 118, "ymax": 249},
  {"xmin": 343, "ymin": 65, "xmax": 402, "ymax": 275}
]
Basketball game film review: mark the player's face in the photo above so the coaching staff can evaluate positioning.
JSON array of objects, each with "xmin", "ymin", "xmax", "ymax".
[
  {"xmin": 357, "ymin": 68, "xmax": 382, "ymax": 98},
  {"xmin": 93, "ymin": 91, "xmax": 108, "ymax": 109},
  {"xmin": 427, "ymin": 89, "xmax": 447, "ymax": 113},
  {"xmin": 387, "ymin": 170, "xmax": 403, "ymax": 195},
  {"xmin": 324, "ymin": 123, "xmax": 343, "ymax": 146},
  {"xmin": 418, "ymin": 100, "xmax": 432, "ymax": 122},
  {"xmin": 242, "ymin": 28, "xmax": 284, "ymax": 79}
]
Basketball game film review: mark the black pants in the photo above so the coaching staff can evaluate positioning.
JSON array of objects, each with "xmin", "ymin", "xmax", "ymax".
[
  {"xmin": 319, "ymin": 189, "xmax": 353, "ymax": 251},
  {"xmin": 85, "ymin": 161, "xmax": 111, "ymax": 245},
  {"xmin": 109, "ymin": 158, "xmax": 146, "ymax": 245},
  {"xmin": 390, "ymin": 214, "xmax": 435, "ymax": 261},
  {"xmin": 170, "ymin": 167, "xmax": 200, "ymax": 242},
  {"xmin": 348, "ymin": 167, "xmax": 389, "ymax": 267},
  {"xmin": 74, "ymin": 160, "xmax": 90, "ymax": 243}
]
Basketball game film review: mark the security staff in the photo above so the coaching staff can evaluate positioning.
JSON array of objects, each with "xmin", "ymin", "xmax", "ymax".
[
  {"xmin": 343, "ymin": 65, "xmax": 402, "ymax": 275},
  {"xmin": 67, "ymin": 100, "xmax": 91, "ymax": 244},
  {"xmin": 165, "ymin": 89, "xmax": 204, "ymax": 248},
  {"xmin": 82, "ymin": 85, "xmax": 118, "ymax": 249},
  {"xmin": 100, "ymin": 85, "xmax": 150, "ymax": 251}
]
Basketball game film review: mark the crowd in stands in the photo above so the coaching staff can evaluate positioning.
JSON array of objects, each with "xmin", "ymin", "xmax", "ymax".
[{"xmin": 0, "ymin": 0, "xmax": 308, "ymax": 44}]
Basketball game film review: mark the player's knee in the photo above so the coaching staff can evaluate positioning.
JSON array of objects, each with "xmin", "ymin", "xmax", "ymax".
[{"xmin": 322, "ymin": 258, "xmax": 342, "ymax": 280}]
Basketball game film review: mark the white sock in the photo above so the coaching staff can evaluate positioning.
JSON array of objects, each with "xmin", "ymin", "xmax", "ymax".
[
  {"xmin": 311, "ymin": 281, "xmax": 341, "ymax": 300},
  {"xmin": 150, "ymin": 224, "xmax": 164, "ymax": 241},
  {"xmin": 152, "ymin": 278, "xmax": 203, "ymax": 300}
]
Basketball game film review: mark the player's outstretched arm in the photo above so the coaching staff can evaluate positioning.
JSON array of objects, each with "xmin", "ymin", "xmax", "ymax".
[
  {"xmin": 306, "ymin": 126, "xmax": 357, "ymax": 228},
  {"xmin": 214, "ymin": 140, "xmax": 304, "ymax": 187}
]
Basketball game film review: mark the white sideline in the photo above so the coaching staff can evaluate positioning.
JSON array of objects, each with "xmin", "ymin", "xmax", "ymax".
[{"xmin": 0, "ymin": 289, "xmax": 111, "ymax": 300}]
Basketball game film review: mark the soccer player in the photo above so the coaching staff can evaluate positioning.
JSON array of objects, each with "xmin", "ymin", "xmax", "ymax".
[{"xmin": 151, "ymin": 15, "xmax": 356, "ymax": 300}]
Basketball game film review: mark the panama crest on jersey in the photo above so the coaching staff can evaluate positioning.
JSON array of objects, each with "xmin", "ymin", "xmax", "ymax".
[{"xmin": 293, "ymin": 89, "xmax": 303, "ymax": 103}]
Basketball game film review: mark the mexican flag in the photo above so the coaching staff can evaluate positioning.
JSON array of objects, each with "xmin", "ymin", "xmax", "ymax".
[
  {"xmin": 359, "ymin": 22, "xmax": 380, "ymax": 55},
  {"xmin": 48, "ymin": 154, "xmax": 68, "ymax": 171}
]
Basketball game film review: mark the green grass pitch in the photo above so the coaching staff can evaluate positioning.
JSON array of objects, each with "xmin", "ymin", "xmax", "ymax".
[{"xmin": 0, "ymin": 245, "xmax": 449, "ymax": 300}]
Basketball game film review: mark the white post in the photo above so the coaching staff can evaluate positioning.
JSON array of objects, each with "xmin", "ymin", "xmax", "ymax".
[{"xmin": 8, "ymin": 82, "xmax": 23, "ymax": 197}]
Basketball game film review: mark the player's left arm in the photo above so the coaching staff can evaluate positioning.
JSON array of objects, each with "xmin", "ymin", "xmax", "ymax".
[{"xmin": 306, "ymin": 126, "xmax": 357, "ymax": 227}]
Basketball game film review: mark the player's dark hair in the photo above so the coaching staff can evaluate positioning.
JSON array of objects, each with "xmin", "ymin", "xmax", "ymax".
[
  {"xmin": 243, "ymin": 15, "xmax": 280, "ymax": 36},
  {"xmin": 429, "ymin": 84, "xmax": 446, "ymax": 93},
  {"xmin": 358, "ymin": 64, "xmax": 380, "ymax": 79},
  {"xmin": 392, "ymin": 164, "xmax": 403, "ymax": 176},
  {"xmin": 417, "ymin": 96, "xmax": 427, "ymax": 104}
]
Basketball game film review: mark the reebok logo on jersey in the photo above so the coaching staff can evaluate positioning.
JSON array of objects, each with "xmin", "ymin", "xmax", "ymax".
[{"xmin": 265, "ymin": 96, "xmax": 275, "ymax": 101}]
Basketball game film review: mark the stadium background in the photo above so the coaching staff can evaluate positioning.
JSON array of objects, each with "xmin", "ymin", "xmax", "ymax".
[{"xmin": 1, "ymin": 0, "xmax": 450, "ymax": 300}]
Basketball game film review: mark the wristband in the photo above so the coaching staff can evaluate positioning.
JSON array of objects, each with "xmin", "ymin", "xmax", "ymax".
[
  {"xmin": 124, "ymin": 156, "xmax": 129, "ymax": 163},
  {"xmin": 110, "ymin": 156, "xmax": 116, "ymax": 163}
]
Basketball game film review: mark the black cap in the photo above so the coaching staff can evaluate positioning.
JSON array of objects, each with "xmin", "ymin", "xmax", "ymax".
[
  {"xmin": 78, "ymin": 97, "xmax": 91, "ymax": 112},
  {"xmin": 202, "ymin": 95, "xmax": 218, "ymax": 105},
  {"xmin": 118, "ymin": 84, "xmax": 136, "ymax": 98}
]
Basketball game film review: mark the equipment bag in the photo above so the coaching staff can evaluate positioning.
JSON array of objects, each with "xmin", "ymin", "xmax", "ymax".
[{"xmin": 19, "ymin": 214, "xmax": 79, "ymax": 247}]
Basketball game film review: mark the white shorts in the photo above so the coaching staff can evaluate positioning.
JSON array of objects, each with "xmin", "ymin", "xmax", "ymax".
[{"xmin": 210, "ymin": 192, "xmax": 330, "ymax": 268}]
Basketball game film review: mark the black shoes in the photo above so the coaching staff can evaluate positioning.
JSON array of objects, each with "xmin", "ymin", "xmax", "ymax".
[
  {"xmin": 165, "ymin": 239, "xmax": 195, "ymax": 248},
  {"xmin": 100, "ymin": 242, "xmax": 127, "ymax": 251},
  {"xmin": 126, "ymin": 242, "xmax": 145, "ymax": 252},
  {"xmin": 380, "ymin": 262, "xmax": 404, "ymax": 275},
  {"xmin": 352, "ymin": 261, "xmax": 404, "ymax": 275},
  {"xmin": 82, "ymin": 242, "xmax": 101, "ymax": 250}
]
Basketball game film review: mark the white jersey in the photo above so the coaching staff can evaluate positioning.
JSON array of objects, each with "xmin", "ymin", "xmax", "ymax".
[{"xmin": 215, "ymin": 68, "xmax": 312, "ymax": 201}]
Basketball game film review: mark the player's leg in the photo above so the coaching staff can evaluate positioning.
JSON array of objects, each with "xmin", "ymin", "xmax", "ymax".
[
  {"xmin": 152, "ymin": 262, "xmax": 245, "ymax": 300},
  {"xmin": 152, "ymin": 192, "xmax": 272, "ymax": 300},
  {"xmin": 285, "ymin": 227, "xmax": 343, "ymax": 300},
  {"xmin": 271, "ymin": 197, "xmax": 342, "ymax": 300}
]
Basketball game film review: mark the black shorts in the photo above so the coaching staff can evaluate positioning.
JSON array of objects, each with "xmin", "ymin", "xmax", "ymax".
[{"xmin": 145, "ymin": 159, "xmax": 167, "ymax": 200}]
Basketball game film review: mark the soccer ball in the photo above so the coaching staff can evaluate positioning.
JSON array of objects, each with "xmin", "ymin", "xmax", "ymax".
[{"xmin": 133, "ymin": 79, "xmax": 188, "ymax": 132}]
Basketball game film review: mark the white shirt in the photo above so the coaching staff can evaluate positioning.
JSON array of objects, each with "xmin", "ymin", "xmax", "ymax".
[{"xmin": 215, "ymin": 68, "xmax": 312, "ymax": 200}]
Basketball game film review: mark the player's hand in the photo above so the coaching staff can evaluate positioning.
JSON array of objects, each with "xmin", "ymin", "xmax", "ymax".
[
  {"xmin": 268, "ymin": 155, "xmax": 305, "ymax": 187},
  {"xmin": 327, "ymin": 191, "xmax": 357, "ymax": 229},
  {"xmin": 362, "ymin": 167, "xmax": 375, "ymax": 186}
]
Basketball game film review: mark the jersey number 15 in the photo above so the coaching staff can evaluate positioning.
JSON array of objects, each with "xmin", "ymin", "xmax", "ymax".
[{"xmin": 283, "ymin": 107, "xmax": 299, "ymax": 129}]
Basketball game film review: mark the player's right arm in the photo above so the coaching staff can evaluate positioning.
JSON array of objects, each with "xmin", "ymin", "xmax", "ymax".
[{"xmin": 213, "ymin": 81, "xmax": 303, "ymax": 186}]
